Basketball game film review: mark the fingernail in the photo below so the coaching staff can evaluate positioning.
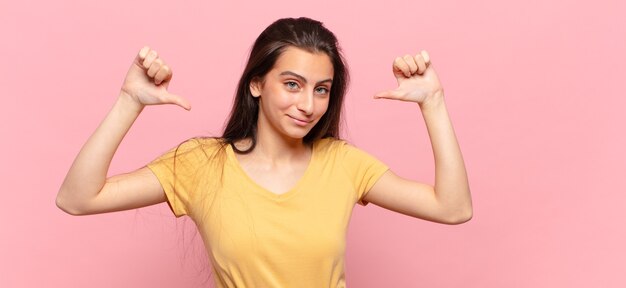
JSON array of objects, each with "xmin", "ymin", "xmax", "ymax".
[{"xmin": 140, "ymin": 46, "xmax": 149, "ymax": 59}]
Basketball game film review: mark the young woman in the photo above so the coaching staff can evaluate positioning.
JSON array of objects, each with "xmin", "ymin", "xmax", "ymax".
[{"xmin": 57, "ymin": 17, "xmax": 472, "ymax": 287}]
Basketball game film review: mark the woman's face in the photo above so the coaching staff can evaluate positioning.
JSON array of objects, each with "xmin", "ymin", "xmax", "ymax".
[{"xmin": 251, "ymin": 46, "xmax": 334, "ymax": 142}]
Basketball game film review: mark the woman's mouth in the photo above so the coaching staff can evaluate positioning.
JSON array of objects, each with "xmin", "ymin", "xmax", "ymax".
[{"xmin": 288, "ymin": 115, "xmax": 312, "ymax": 126}]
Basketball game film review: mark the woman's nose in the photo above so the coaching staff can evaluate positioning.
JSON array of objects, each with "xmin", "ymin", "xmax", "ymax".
[{"xmin": 296, "ymin": 91, "xmax": 314, "ymax": 115}]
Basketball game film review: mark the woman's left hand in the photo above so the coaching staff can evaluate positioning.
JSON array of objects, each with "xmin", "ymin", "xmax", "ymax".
[{"xmin": 374, "ymin": 50, "xmax": 444, "ymax": 106}]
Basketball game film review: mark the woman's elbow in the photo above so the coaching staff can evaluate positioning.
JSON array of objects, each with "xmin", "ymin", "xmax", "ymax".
[
  {"xmin": 443, "ymin": 206, "xmax": 473, "ymax": 225},
  {"xmin": 56, "ymin": 192, "xmax": 84, "ymax": 216}
]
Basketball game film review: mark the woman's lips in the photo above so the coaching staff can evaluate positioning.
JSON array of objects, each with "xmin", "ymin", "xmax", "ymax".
[{"xmin": 288, "ymin": 115, "xmax": 312, "ymax": 126}]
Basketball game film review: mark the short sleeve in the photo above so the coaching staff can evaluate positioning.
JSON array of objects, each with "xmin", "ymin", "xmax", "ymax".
[
  {"xmin": 340, "ymin": 142, "xmax": 390, "ymax": 206},
  {"xmin": 146, "ymin": 138, "xmax": 208, "ymax": 218}
]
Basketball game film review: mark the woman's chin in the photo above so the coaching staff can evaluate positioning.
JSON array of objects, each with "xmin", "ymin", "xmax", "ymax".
[{"xmin": 282, "ymin": 127, "xmax": 313, "ymax": 141}]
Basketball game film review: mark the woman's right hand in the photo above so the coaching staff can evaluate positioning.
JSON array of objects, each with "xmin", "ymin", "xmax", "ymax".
[{"xmin": 120, "ymin": 46, "xmax": 191, "ymax": 110}]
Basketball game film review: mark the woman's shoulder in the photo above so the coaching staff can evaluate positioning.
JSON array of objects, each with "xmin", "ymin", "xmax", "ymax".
[
  {"xmin": 315, "ymin": 136, "xmax": 342, "ymax": 148},
  {"xmin": 174, "ymin": 136, "xmax": 228, "ymax": 156},
  {"xmin": 194, "ymin": 136, "xmax": 226, "ymax": 146},
  {"xmin": 315, "ymin": 137, "xmax": 358, "ymax": 150},
  {"xmin": 315, "ymin": 137, "xmax": 379, "ymax": 159},
  {"xmin": 314, "ymin": 137, "xmax": 353, "ymax": 157}
]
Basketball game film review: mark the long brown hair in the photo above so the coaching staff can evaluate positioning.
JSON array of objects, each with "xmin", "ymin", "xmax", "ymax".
[
  {"xmin": 222, "ymin": 17, "xmax": 349, "ymax": 153},
  {"xmin": 166, "ymin": 17, "xmax": 350, "ymax": 219},
  {"xmin": 161, "ymin": 18, "xmax": 350, "ymax": 285}
]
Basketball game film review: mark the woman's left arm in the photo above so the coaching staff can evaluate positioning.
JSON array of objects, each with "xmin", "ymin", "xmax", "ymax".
[{"xmin": 363, "ymin": 51, "xmax": 472, "ymax": 225}]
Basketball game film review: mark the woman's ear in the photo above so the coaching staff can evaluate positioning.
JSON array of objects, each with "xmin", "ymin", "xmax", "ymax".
[{"xmin": 250, "ymin": 77, "xmax": 263, "ymax": 98}]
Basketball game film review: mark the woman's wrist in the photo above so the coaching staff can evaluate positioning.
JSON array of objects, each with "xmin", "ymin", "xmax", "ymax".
[
  {"xmin": 419, "ymin": 90, "xmax": 446, "ymax": 112},
  {"xmin": 117, "ymin": 91, "xmax": 145, "ymax": 115}
]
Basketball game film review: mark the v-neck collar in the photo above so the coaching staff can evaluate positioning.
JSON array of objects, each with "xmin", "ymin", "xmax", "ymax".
[{"xmin": 226, "ymin": 140, "xmax": 318, "ymax": 201}]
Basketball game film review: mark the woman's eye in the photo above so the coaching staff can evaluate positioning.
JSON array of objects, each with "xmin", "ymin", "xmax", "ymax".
[
  {"xmin": 286, "ymin": 81, "xmax": 299, "ymax": 90},
  {"xmin": 316, "ymin": 87, "xmax": 329, "ymax": 94}
]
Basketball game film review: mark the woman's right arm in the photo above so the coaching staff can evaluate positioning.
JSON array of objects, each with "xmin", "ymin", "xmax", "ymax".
[{"xmin": 56, "ymin": 46, "xmax": 191, "ymax": 216}]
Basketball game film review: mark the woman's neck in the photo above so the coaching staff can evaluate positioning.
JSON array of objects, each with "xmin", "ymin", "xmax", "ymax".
[{"xmin": 234, "ymin": 134, "xmax": 311, "ymax": 164}]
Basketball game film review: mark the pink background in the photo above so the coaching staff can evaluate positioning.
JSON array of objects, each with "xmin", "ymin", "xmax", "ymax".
[{"xmin": 2, "ymin": 0, "xmax": 625, "ymax": 287}]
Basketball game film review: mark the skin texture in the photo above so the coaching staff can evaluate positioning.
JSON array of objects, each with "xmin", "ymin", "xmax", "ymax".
[
  {"xmin": 367, "ymin": 51, "xmax": 472, "ymax": 224},
  {"xmin": 56, "ymin": 46, "xmax": 180, "ymax": 215},
  {"xmin": 235, "ymin": 47, "xmax": 335, "ymax": 195},
  {"xmin": 56, "ymin": 46, "xmax": 472, "ymax": 226}
]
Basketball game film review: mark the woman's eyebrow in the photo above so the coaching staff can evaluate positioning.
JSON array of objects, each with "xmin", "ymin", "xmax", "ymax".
[{"xmin": 279, "ymin": 71, "xmax": 333, "ymax": 85}]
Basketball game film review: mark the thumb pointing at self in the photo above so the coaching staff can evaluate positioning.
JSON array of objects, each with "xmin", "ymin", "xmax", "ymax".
[
  {"xmin": 123, "ymin": 46, "xmax": 192, "ymax": 111},
  {"xmin": 155, "ymin": 89, "xmax": 192, "ymax": 111},
  {"xmin": 374, "ymin": 88, "xmax": 404, "ymax": 100}
]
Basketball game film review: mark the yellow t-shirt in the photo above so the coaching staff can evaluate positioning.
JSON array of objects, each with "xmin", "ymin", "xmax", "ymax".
[{"xmin": 147, "ymin": 137, "xmax": 389, "ymax": 287}]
